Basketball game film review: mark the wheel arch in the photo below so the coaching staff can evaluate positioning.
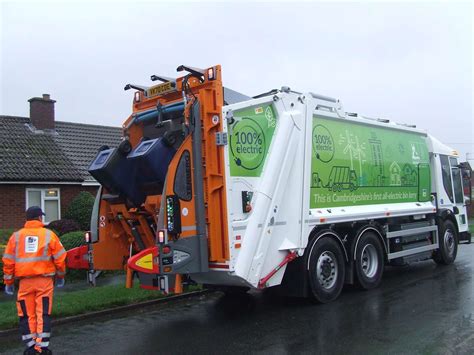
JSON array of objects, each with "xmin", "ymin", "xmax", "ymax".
[
  {"xmin": 436, "ymin": 209, "xmax": 459, "ymax": 234},
  {"xmin": 306, "ymin": 228, "xmax": 349, "ymax": 270},
  {"xmin": 352, "ymin": 225, "xmax": 387, "ymax": 261}
]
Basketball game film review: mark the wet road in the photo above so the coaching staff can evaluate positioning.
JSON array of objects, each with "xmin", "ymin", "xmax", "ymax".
[{"xmin": 2, "ymin": 244, "xmax": 474, "ymax": 355}]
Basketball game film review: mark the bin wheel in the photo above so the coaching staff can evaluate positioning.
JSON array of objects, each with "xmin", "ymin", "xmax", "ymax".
[{"xmin": 118, "ymin": 139, "xmax": 132, "ymax": 155}]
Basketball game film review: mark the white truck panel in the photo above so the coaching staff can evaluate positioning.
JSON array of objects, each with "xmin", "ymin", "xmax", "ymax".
[
  {"xmin": 234, "ymin": 104, "xmax": 303, "ymax": 286},
  {"xmin": 212, "ymin": 91, "xmax": 466, "ymax": 288}
]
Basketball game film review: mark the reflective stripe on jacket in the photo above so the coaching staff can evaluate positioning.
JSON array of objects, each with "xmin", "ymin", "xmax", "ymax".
[{"xmin": 2, "ymin": 220, "xmax": 67, "ymax": 285}]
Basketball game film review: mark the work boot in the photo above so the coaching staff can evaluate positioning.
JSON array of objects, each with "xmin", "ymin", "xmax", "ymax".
[
  {"xmin": 23, "ymin": 346, "xmax": 36, "ymax": 355},
  {"xmin": 38, "ymin": 348, "xmax": 52, "ymax": 355}
]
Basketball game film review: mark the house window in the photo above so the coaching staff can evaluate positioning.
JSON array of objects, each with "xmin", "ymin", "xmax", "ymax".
[{"xmin": 26, "ymin": 188, "xmax": 61, "ymax": 223}]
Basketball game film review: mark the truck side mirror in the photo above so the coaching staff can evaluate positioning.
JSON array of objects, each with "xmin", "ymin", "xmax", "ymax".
[{"xmin": 461, "ymin": 166, "xmax": 472, "ymax": 206}]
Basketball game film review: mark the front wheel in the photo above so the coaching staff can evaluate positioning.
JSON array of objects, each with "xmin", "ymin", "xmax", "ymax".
[
  {"xmin": 308, "ymin": 234, "xmax": 346, "ymax": 303},
  {"xmin": 355, "ymin": 232, "xmax": 384, "ymax": 290},
  {"xmin": 433, "ymin": 220, "xmax": 458, "ymax": 265}
]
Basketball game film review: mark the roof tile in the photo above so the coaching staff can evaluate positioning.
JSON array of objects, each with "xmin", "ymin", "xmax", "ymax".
[{"xmin": 0, "ymin": 116, "xmax": 122, "ymax": 182}]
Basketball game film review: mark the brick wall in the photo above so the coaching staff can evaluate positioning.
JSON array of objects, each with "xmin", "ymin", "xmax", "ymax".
[
  {"xmin": 1, "ymin": 185, "xmax": 25, "ymax": 229},
  {"xmin": 28, "ymin": 94, "xmax": 56, "ymax": 130},
  {"xmin": 0, "ymin": 184, "xmax": 98, "ymax": 230}
]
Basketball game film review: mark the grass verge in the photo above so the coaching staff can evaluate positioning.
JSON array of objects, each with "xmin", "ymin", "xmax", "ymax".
[
  {"xmin": 469, "ymin": 219, "xmax": 474, "ymax": 235},
  {"xmin": 0, "ymin": 283, "xmax": 200, "ymax": 331}
]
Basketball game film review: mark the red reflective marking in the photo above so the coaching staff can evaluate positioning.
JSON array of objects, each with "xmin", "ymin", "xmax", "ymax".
[{"xmin": 208, "ymin": 263, "xmax": 229, "ymax": 269}]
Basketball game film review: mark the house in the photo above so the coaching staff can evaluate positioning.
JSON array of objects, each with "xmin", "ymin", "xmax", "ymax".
[
  {"xmin": 389, "ymin": 161, "xmax": 401, "ymax": 186},
  {"xmin": 0, "ymin": 94, "xmax": 122, "ymax": 229}
]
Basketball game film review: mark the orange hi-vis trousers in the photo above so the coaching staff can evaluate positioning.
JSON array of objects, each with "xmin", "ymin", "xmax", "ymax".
[{"xmin": 16, "ymin": 276, "xmax": 54, "ymax": 349}]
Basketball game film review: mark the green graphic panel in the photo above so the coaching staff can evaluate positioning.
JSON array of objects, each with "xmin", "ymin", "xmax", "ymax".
[
  {"xmin": 228, "ymin": 104, "xmax": 277, "ymax": 177},
  {"xmin": 310, "ymin": 116, "xmax": 431, "ymax": 208}
]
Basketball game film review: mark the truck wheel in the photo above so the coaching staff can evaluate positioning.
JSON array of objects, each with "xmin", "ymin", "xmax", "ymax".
[
  {"xmin": 355, "ymin": 232, "xmax": 384, "ymax": 290},
  {"xmin": 308, "ymin": 235, "xmax": 345, "ymax": 303},
  {"xmin": 433, "ymin": 220, "xmax": 458, "ymax": 265}
]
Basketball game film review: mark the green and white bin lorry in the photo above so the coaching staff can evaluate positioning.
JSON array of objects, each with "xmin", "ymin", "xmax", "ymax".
[
  {"xmin": 218, "ymin": 87, "xmax": 471, "ymax": 302},
  {"xmin": 73, "ymin": 66, "xmax": 472, "ymax": 303}
]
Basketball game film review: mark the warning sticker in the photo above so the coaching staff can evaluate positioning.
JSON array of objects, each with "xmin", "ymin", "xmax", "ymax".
[
  {"xmin": 135, "ymin": 253, "xmax": 153, "ymax": 270},
  {"xmin": 25, "ymin": 236, "xmax": 39, "ymax": 253}
]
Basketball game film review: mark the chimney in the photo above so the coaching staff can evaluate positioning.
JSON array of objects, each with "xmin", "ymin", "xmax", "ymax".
[{"xmin": 28, "ymin": 94, "xmax": 56, "ymax": 130}]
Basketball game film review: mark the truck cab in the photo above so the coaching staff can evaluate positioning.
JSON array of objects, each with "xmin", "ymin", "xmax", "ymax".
[{"xmin": 429, "ymin": 135, "xmax": 471, "ymax": 243}]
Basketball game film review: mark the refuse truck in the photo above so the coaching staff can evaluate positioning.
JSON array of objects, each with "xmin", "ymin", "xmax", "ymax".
[{"xmin": 67, "ymin": 65, "xmax": 472, "ymax": 303}]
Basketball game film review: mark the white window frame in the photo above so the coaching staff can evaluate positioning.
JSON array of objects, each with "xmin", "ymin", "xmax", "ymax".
[{"xmin": 25, "ymin": 188, "xmax": 61, "ymax": 224}]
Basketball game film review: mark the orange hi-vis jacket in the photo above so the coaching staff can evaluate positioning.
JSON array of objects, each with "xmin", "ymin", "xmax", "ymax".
[{"xmin": 2, "ymin": 220, "xmax": 66, "ymax": 286}]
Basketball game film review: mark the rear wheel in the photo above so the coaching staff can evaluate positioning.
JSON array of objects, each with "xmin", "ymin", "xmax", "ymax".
[
  {"xmin": 308, "ymin": 234, "xmax": 345, "ymax": 303},
  {"xmin": 355, "ymin": 232, "xmax": 384, "ymax": 290},
  {"xmin": 433, "ymin": 220, "xmax": 458, "ymax": 265}
]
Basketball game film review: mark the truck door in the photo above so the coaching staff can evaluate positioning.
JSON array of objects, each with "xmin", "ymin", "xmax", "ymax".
[
  {"xmin": 449, "ymin": 157, "xmax": 469, "ymax": 233},
  {"xmin": 461, "ymin": 163, "xmax": 472, "ymax": 206}
]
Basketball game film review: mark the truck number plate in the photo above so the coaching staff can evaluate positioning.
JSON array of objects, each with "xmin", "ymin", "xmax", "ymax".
[{"xmin": 145, "ymin": 82, "xmax": 175, "ymax": 98}]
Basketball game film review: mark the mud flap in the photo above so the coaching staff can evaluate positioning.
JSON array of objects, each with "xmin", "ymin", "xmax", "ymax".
[
  {"xmin": 280, "ymin": 255, "xmax": 310, "ymax": 297},
  {"xmin": 459, "ymin": 231, "xmax": 472, "ymax": 244}
]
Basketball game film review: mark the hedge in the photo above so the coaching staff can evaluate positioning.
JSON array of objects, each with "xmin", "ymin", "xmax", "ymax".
[
  {"xmin": 60, "ymin": 231, "xmax": 87, "ymax": 250},
  {"xmin": 60, "ymin": 231, "xmax": 88, "ymax": 281},
  {"xmin": 47, "ymin": 219, "xmax": 81, "ymax": 236},
  {"xmin": 64, "ymin": 191, "xmax": 95, "ymax": 231},
  {"xmin": 0, "ymin": 232, "xmax": 88, "ymax": 286},
  {"xmin": 0, "ymin": 229, "xmax": 14, "ymax": 245}
]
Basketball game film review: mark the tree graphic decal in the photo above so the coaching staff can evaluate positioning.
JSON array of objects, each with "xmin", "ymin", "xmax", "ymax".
[{"xmin": 339, "ymin": 130, "xmax": 366, "ymax": 186}]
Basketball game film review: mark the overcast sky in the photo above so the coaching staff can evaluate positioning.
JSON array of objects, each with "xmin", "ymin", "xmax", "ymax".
[{"xmin": 1, "ymin": 1, "xmax": 472, "ymax": 160}]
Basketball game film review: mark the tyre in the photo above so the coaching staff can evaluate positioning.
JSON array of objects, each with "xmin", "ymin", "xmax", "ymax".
[
  {"xmin": 354, "ymin": 232, "xmax": 384, "ymax": 290},
  {"xmin": 433, "ymin": 220, "xmax": 458, "ymax": 265},
  {"xmin": 308, "ymin": 234, "xmax": 346, "ymax": 303}
]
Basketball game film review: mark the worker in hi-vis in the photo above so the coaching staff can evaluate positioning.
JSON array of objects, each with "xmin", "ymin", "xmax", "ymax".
[{"xmin": 2, "ymin": 206, "xmax": 66, "ymax": 355}]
